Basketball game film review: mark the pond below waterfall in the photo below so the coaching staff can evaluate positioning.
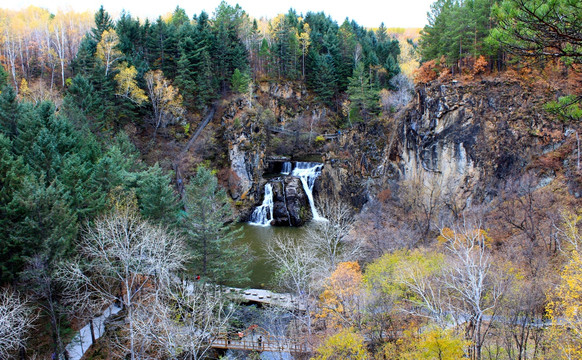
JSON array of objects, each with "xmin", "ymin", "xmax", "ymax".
[
  {"xmin": 234, "ymin": 161, "xmax": 325, "ymax": 289},
  {"xmin": 234, "ymin": 222, "xmax": 312, "ymax": 289}
]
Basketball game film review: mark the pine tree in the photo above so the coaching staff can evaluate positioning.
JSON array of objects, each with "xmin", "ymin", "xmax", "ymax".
[
  {"xmin": 231, "ymin": 68, "xmax": 250, "ymax": 94},
  {"xmin": 0, "ymin": 135, "xmax": 32, "ymax": 282},
  {"xmin": 183, "ymin": 165, "xmax": 250, "ymax": 285},
  {"xmin": 311, "ymin": 53, "xmax": 337, "ymax": 106},
  {"xmin": 0, "ymin": 66, "xmax": 8, "ymax": 88},
  {"xmin": 347, "ymin": 62, "xmax": 380, "ymax": 122},
  {"xmin": 136, "ymin": 163, "xmax": 180, "ymax": 225},
  {"xmin": 92, "ymin": 6, "xmax": 113, "ymax": 43},
  {"xmin": 0, "ymin": 85, "xmax": 20, "ymax": 140}
]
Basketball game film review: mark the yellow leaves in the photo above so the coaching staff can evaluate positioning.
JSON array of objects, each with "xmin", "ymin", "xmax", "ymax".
[
  {"xmin": 144, "ymin": 70, "xmax": 185, "ymax": 130},
  {"xmin": 114, "ymin": 62, "xmax": 147, "ymax": 105},
  {"xmin": 318, "ymin": 262, "xmax": 364, "ymax": 329},
  {"xmin": 378, "ymin": 327, "xmax": 468, "ymax": 360},
  {"xmin": 18, "ymin": 78, "xmax": 30, "ymax": 100},
  {"xmin": 312, "ymin": 329, "xmax": 370, "ymax": 360},
  {"xmin": 547, "ymin": 250, "xmax": 582, "ymax": 358},
  {"xmin": 96, "ymin": 29, "xmax": 122, "ymax": 76},
  {"xmin": 299, "ymin": 23, "xmax": 311, "ymax": 52},
  {"xmin": 437, "ymin": 227, "xmax": 492, "ymax": 248}
]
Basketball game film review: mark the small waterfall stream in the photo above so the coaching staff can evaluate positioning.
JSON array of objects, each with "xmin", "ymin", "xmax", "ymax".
[
  {"xmin": 281, "ymin": 161, "xmax": 292, "ymax": 175},
  {"xmin": 248, "ymin": 183, "xmax": 274, "ymax": 226},
  {"xmin": 249, "ymin": 162, "xmax": 324, "ymax": 226},
  {"xmin": 291, "ymin": 162, "xmax": 324, "ymax": 221}
]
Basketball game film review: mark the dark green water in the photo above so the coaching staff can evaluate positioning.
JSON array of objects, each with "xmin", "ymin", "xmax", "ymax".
[{"xmin": 235, "ymin": 223, "xmax": 310, "ymax": 289}]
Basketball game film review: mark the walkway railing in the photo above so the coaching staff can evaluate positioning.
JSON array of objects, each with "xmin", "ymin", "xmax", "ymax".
[
  {"xmin": 267, "ymin": 126, "xmax": 340, "ymax": 140},
  {"xmin": 210, "ymin": 329, "xmax": 310, "ymax": 353}
]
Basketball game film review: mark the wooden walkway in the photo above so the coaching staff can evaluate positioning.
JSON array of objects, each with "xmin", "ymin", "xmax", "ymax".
[
  {"xmin": 267, "ymin": 126, "xmax": 340, "ymax": 140},
  {"xmin": 235, "ymin": 288, "xmax": 307, "ymax": 311},
  {"xmin": 210, "ymin": 327, "xmax": 310, "ymax": 353}
]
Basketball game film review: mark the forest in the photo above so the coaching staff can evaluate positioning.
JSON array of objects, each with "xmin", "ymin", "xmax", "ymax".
[{"xmin": 0, "ymin": 0, "xmax": 581, "ymax": 359}]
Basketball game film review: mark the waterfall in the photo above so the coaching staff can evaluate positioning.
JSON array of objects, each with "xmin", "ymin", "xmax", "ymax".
[
  {"xmin": 249, "ymin": 184, "xmax": 274, "ymax": 226},
  {"xmin": 291, "ymin": 162, "xmax": 325, "ymax": 221},
  {"xmin": 281, "ymin": 161, "xmax": 292, "ymax": 175}
]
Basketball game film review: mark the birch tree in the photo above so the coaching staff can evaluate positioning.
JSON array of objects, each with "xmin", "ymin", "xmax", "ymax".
[
  {"xmin": 114, "ymin": 62, "xmax": 148, "ymax": 105},
  {"xmin": 95, "ymin": 29, "xmax": 122, "ymax": 76},
  {"xmin": 59, "ymin": 198, "xmax": 188, "ymax": 360},
  {"xmin": 144, "ymin": 69, "xmax": 185, "ymax": 141},
  {"xmin": 439, "ymin": 222, "xmax": 505, "ymax": 360},
  {"xmin": 0, "ymin": 289, "xmax": 36, "ymax": 359}
]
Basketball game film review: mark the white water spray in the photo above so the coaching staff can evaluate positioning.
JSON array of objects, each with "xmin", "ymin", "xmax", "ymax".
[
  {"xmin": 281, "ymin": 161, "xmax": 292, "ymax": 175},
  {"xmin": 291, "ymin": 162, "xmax": 325, "ymax": 221},
  {"xmin": 249, "ymin": 183, "xmax": 274, "ymax": 226}
]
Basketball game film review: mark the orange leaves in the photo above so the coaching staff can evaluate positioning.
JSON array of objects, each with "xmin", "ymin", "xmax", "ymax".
[
  {"xmin": 473, "ymin": 55, "xmax": 488, "ymax": 76},
  {"xmin": 318, "ymin": 262, "xmax": 364, "ymax": 329},
  {"xmin": 413, "ymin": 60, "xmax": 439, "ymax": 84}
]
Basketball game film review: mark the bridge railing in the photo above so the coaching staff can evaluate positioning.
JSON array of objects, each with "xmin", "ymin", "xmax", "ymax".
[
  {"xmin": 210, "ymin": 331, "xmax": 310, "ymax": 353},
  {"xmin": 266, "ymin": 126, "xmax": 340, "ymax": 140}
]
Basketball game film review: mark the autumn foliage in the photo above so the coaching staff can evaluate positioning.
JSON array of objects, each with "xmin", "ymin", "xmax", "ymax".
[{"xmin": 318, "ymin": 262, "xmax": 364, "ymax": 329}]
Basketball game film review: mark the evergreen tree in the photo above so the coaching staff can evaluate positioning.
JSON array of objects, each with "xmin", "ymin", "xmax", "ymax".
[
  {"xmin": 0, "ymin": 85, "xmax": 20, "ymax": 140},
  {"xmin": 116, "ymin": 11, "xmax": 142, "ymax": 57},
  {"xmin": 175, "ymin": 21, "xmax": 217, "ymax": 110},
  {"xmin": 212, "ymin": 2, "xmax": 249, "ymax": 92},
  {"xmin": 311, "ymin": 53, "xmax": 337, "ymax": 106},
  {"xmin": 231, "ymin": 68, "xmax": 250, "ymax": 94},
  {"xmin": 61, "ymin": 74, "xmax": 99, "ymax": 128},
  {"xmin": 183, "ymin": 165, "xmax": 250, "ymax": 285},
  {"xmin": 136, "ymin": 163, "xmax": 180, "ymax": 225},
  {"xmin": 347, "ymin": 62, "xmax": 380, "ymax": 122},
  {"xmin": 0, "ymin": 135, "xmax": 32, "ymax": 282},
  {"xmin": 92, "ymin": 6, "xmax": 113, "ymax": 43},
  {"xmin": 0, "ymin": 66, "xmax": 8, "ymax": 88}
]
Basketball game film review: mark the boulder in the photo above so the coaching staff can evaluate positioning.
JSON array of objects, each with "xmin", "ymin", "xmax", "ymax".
[
  {"xmin": 284, "ymin": 176, "xmax": 311, "ymax": 226},
  {"xmin": 269, "ymin": 177, "xmax": 311, "ymax": 226}
]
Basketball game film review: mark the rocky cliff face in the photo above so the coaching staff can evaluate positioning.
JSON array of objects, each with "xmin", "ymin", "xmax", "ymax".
[
  {"xmin": 223, "ymin": 78, "xmax": 579, "ymax": 224},
  {"xmin": 398, "ymin": 79, "xmax": 576, "ymax": 203}
]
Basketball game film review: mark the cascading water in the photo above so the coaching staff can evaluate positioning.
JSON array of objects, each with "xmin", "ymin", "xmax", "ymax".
[
  {"xmin": 249, "ymin": 183, "xmax": 274, "ymax": 226},
  {"xmin": 291, "ymin": 162, "xmax": 325, "ymax": 221},
  {"xmin": 281, "ymin": 161, "xmax": 292, "ymax": 175}
]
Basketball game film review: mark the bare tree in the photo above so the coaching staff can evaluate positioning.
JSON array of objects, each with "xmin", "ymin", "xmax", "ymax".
[
  {"xmin": 58, "ymin": 269, "xmax": 112, "ymax": 346},
  {"xmin": 496, "ymin": 173, "xmax": 558, "ymax": 255},
  {"xmin": 307, "ymin": 196, "xmax": 359, "ymax": 277},
  {"xmin": 133, "ymin": 281, "xmax": 233, "ymax": 359},
  {"xmin": 399, "ymin": 170, "xmax": 445, "ymax": 239},
  {"xmin": 439, "ymin": 221, "xmax": 506, "ymax": 360},
  {"xmin": 267, "ymin": 234, "xmax": 317, "ymax": 335},
  {"xmin": 0, "ymin": 289, "xmax": 36, "ymax": 359},
  {"xmin": 22, "ymin": 255, "xmax": 68, "ymax": 360},
  {"xmin": 59, "ymin": 200, "xmax": 188, "ymax": 360}
]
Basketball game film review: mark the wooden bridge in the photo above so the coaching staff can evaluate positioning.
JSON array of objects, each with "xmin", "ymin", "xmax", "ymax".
[
  {"xmin": 267, "ymin": 126, "xmax": 340, "ymax": 140},
  {"xmin": 210, "ymin": 326, "xmax": 311, "ymax": 354}
]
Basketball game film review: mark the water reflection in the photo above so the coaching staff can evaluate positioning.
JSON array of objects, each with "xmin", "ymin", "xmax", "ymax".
[{"xmin": 235, "ymin": 223, "xmax": 310, "ymax": 289}]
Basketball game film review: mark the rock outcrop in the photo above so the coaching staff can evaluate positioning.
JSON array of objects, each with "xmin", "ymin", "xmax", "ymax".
[
  {"xmin": 270, "ymin": 177, "xmax": 311, "ymax": 226},
  {"xmin": 398, "ymin": 79, "xmax": 572, "ymax": 203}
]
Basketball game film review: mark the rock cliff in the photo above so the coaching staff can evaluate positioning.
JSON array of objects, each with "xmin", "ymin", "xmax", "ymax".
[
  {"xmin": 222, "ymin": 78, "xmax": 580, "ymax": 225},
  {"xmin": 398, "ymin": 79, "xmax": 574, "ymax": 203}
]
